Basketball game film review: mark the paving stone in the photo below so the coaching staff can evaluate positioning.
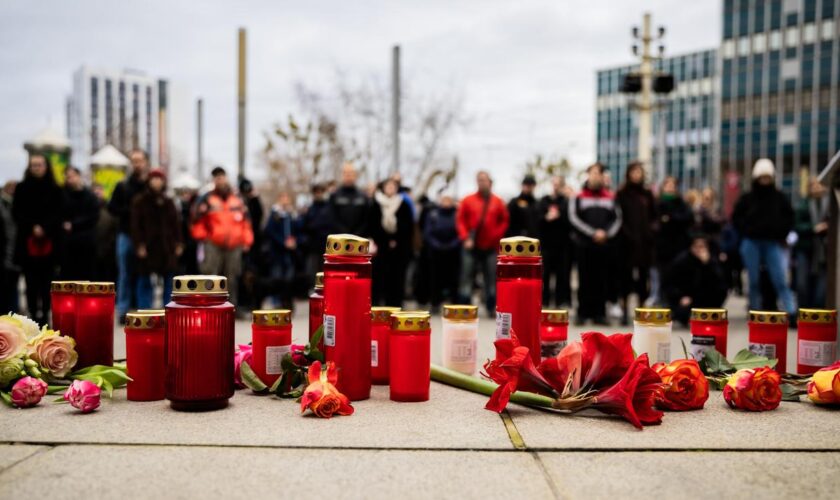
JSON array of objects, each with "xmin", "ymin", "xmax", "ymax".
[{"xmin": 0, "ymin": 444, "xmax": 48, "ymax": 471}]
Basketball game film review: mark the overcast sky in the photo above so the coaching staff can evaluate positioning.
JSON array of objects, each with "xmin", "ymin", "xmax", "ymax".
[{"xmin": 0, "ymin": 0, "xmax": 720, "ymax": 196}]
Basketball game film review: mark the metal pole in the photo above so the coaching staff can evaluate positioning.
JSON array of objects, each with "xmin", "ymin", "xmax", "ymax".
[
  {"xmin": 391, "ymin": 45, "xmax": 401, "ymax": 174},
  {"xmin": 637, "ymin": 13, "xmax": 653, "ymax": 179},
  {"xmin": 237, "ymin": 28, "xmax": 247, "ymax": 179},
  {"xmin": 656, "ymin": 102, "xmax": 666, "ymax": 186},
  {"xmin": 197, "ymin": 98, "xmax": 204, "ymax": 180}
]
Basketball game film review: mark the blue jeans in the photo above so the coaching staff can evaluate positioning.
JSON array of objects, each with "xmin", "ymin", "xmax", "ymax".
[
  {"xmin": 740, "ymin": 238, "xmax": 796, "ymax": 314},
  {"xmin": 458, "ymin": 248, "xmax": 496, "ymax": 313},
  {"xmin": 137, "ymin": 273, "xmax": 174, "ymax": 309},
  {"xmin": 116, "ymin": 233, "xmax": 136, "ymax": 316}
]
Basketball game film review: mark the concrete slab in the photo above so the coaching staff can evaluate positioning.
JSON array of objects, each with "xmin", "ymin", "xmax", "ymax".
[
  {"xmin": 0, "ymin": 445, "xmax": 555, "ymax": 500},
  {"xmin": 0, "ymin": 444, "xmax": 48, "ymax": 471},
  {"xmin": 539, "ymin": 451, "xmax": 840, "ymax": 499}
]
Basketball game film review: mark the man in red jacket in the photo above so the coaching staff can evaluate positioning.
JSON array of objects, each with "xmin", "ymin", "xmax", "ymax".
[{"xmin": 456, "ymin": 171, "xmax": 509, "ymax": 316}]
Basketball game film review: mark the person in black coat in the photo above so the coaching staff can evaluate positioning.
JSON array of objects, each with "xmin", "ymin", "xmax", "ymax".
[
  {"xmin": 12, "ymin": 154, "xmax": 63, "ymax": 324},
  {"xmin": 538, "ymin": 175, "xmax": 572, "ymax": 307},
  {"xmin": 369, "ymin": 178, "xmax": 414, "ymax": 307},
  {"xmin": 663, "ymin": 234, "xmax": 728, "ymax": 326},
  {"xmin": 329, "ymin": 163, "xmax": 370, "ymax": 236},
  {"xmin": 299, "ymin": 183, "xmax": 332, "ymax": 283},
  {"xmin": 615, "ymin": 162, "xmax": 656, "ymax": 314},
  {"xmin": 59, "ymin": 166, "xmax": 99, "ymax": 280},
  {"xmin": 652, "ymin": 176, "xmax": 693, "ymax": 305},
  {"xmin": 506, "ymin": 174, "xmax": 540, "ymax": 237},
  {"xmin": 423, "ymin": 194, "xmax": 461, "ymax": 310}
]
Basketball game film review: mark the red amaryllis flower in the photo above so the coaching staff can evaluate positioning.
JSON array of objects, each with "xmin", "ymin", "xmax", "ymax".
[
  {"xmin": 539, "ymin": 332, "xmax": 634, "ymax": 395},
  {"xmin": 539, "ymin": 341, "xmax": 582, "ymax": 395},
  {"xmin": 652, "ymin": 359, "xmax": 709, "ymax": 411},
  {"xmin": 483, "ymin": 335, "xmax": 556, "ymax": 413},
  {"xmin": 591, "ymin": 354, "xmax": 664, "ymax": 429},
  {"xmin": 723, "ymin": 367, "xmax": 781, "ymax": 412},
  {"xmin": 300, "ymin": 361, "xmax": 354, "ymax": 418}
]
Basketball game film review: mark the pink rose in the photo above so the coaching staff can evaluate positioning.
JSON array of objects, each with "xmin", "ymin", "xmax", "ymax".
[
  {"xmin": 0, "ymin": 320, "xmax": 26, "ymax": 362},
  {"xmin": 31, "ymin": 331, "xmax": 78, "ymax": 378},
  {"xmin": 63, "ymin": 380, "xmax": 101, "ymax": 413},
  {"xmin": 291, "ymin": 344, "xmax": 307, "ymax": 366},
  {"xmin": 10, "ymin": 376, "xmax": 47, "ymax": 408},
  {"xmin": 234, "ymin": 344, "xmax": 253, "ymax": 389}
]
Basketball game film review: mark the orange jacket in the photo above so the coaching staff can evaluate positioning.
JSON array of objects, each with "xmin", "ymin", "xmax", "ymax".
[
  {"xmin": 190, "ymin": 191, "xmax": 254, "ymax": 250},
  {"xmin": 456, "ymin": 191, "xmax": 509, "ymax": 250}
]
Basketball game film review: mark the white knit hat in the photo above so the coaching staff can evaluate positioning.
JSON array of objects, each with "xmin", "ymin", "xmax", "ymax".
[{"xmin": 752, "ymin": 158, "xmax": 776, "ymax": 179}]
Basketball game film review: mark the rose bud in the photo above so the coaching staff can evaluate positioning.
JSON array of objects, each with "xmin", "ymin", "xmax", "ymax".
[
  {"xmin": 806, "ymin": 361, "xmax": 840, "ymax": 405},
  {"xmin": 723, "ymin": 367, "xmax": 782, "ymax": 411},
  {"xmin": 10, "ymin": 376, "xmax": 48, "ymax": 408},
  {"xmin": 234, "ymin": 344, "xmax": 253, "ymax": 389},
  {"xmin": 63, "ymin": 380, "xmax": 101, "ymax": 413},
  {"xmin": 652, "ymin": 359, "xmax": 709, "ymax": 411}
]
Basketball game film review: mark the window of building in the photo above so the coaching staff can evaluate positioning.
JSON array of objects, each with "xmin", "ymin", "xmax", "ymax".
[
  {"xmin": 769, "ymin": 30, "xmax": 782, "ymax": 50},
  {"xmin": 752, "ymin": 33, "xmax": 767, "ymax": 52},
  {"xmin": 785, "ymin": 26, "xmax": 799, "ymax": 47},
  {"xmin": 105, "ymin": 79, "xmax": 113, "ymax": 143},
  {"xmin": 803, "ymin": 23, "xmax": 817, "ymax": 43},
  {"xmin": 771, "ymin": 0, "xmax": 782, "ymax": 30},
  {"xmin": 738, "ymin": 0, "xmax": 750, "ymax": 36},
  {"xmin": 722, "ymin": 39, "xmax": 736, "ymax": 58},
  {"xmin": 90, "ymin": 77, "xmax": 98, "ymax": 150},
  {"xmin": 821, "ymin": 19, "xmax": 835, "ymax": 41},
  {"xmin": 738, "ymin": 37, "xmax": 750, "ymax": 56},
  {"xmin": 784, "ymin": 91, "xmax": 796, "ymax": 113},
  {"xmin": 804, "ymin": 0, "xmax": 816, "ymax": 23},
  {"xmin": 823, "ymin": 0, "xmax": 834, "ymax": 18},
  {"xmin": 768, "ymin": 93, "xmax": 780, "ymax": 112}
]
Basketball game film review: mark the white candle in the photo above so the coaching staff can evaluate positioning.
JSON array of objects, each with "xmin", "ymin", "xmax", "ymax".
[
  {"xmin": 442, "ymin": 306, "xmax": 479, "ymax": 376},
  {"xmin": 632, "ymin": 308, "xmax": 672, "ymax": 364}
]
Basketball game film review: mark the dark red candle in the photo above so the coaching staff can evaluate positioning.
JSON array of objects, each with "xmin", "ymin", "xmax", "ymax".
[
  {"xmin": 371, "ymin": 306, "xmax": 400, "ymax": 385},
  {"xmin": 308, "ymin": 272, "xmax": 324, "ymax": 351},
  {"xmin": 539, "ymin": 309, "xmax": 569, "ymax": 361},
  {"xmin": 251, "ymin": 309, "xmax": 292, "ymax": 386},
  {"xmin": 125, "ymin": 311, "xmax": 165, "ymax": 401},
  {"xmin": 50, "ymin": 281, "xmax": 83, "ymax": 338},
  {"xmin": 165, "ymin": 275, "xmax": 235, "ymax": 411},
  {"xmin": 496, "ymin": 237, "xmax": 542, "ymax": 364},
  {"xmin": 748, "ymin": 311, "xmax": 789, "ymax": 373},
  {"xmin": 389, "ymin": 311, "xmax": 431, "ymax": 402},
  {"xmin": 73, "ymin": 282, "xmax": 115, "ymax": 368},
  {"xmin": 797, "ymin": 309, "xmax": 837, "ymax": 375},
  {"xmin": 689, "ymin": 308, "xmax": 729, "ymax": 360}
]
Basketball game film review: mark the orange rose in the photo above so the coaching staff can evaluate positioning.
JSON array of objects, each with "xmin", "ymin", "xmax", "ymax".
[
  {"xmin": 652, "ymin": 359, "xmax": 709, "ymax": 410},
  {"xmin": 806, "ymin": 361, "xmax": 840, "ymax": 405},
  {"xmin": 723, "ymin": 367, "xmax": 781, "ymax": 411},
  {"xmin": 300, "ymin": 361, "xmax": 353, "ymax": 418}
]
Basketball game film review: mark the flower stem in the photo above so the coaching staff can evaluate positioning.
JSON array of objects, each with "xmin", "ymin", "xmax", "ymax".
[{"xmin": 430, "ymin": 364, "xmax": 555, "ymax": 408}]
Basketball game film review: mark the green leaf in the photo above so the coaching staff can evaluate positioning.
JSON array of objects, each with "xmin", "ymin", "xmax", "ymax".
[
  {"xmin": 280, "ymin": 388, "xmax": 303, "ymax": 399},
  {"xmin": 46, "ymin": 385, "xmax": 67, "ymax": 395},
  {"xmin": 72, "ymin": 365, "xmax": 132, "ymax": 388},
  {"xmin": 731, "ymin": 349, "xmax": 777, "ymax": 370},
  {"xmin": 306, "ymin": 326, "xmax": 324, "ymax": 354},
  {"xmin": 101, "ymin": 379, "xmax": 114, "ymax": 398},
  {"xmin": 699, "ymin": 349, "xmax": 733, "ymax": 375},
  {"xmin": 240, "ymin": 361, "xmax": 269, "ymax": 394},
  {"xmin": 0, "ymin": 391, "xmax": 12, "ymax": 407},
  {"xmin": 280, "ymin": 353, "xmax": 297, "ymax": 372},
  {"xmin": 781, "ymin": 383, "xmax": 806, "ymax": 402},
  {"xmin": 680, "ymin": 337, "xmax": 689, "ymax": 359},
  {"xmin": 269, "ymin": 371, "xmax": 287, "ymax": 394}
]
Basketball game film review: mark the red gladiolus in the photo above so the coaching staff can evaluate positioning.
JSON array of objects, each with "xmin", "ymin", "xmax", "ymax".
[
  {"xmin": 591, "ymin": 354, "xmax": 664, "ymax": 429},
  {"xmin": 300, "ymin": 361, "xmax": 354, "ymax": 418},
  {"xmin": 539, "ymin": 332, "xmax": 634, "ymax": 395},
  {"xmin": 483, "ymin": 335, "xmax": 556, "ymax": 413}
]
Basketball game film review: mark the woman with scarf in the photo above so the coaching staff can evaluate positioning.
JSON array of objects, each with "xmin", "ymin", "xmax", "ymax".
[{"xmin": 369, "ymin": 178, "xmax": 414, "ymax": 307}]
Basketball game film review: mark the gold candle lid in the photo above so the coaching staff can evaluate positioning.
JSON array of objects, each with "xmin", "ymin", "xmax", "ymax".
[
  {"xmin": 124, "ymin": 311, "xmax": 165, "ymax": 330},
  {"xmin": 75, "ymin": 282, "xmax": 116, "ymax": 295},
  {"xmin": 690, "ymin": 308, "xmax": 728, "ymax": 322},
  {"xmin": 325, "ymin": 234, "xmax": 370, "ymax": 256},
  {"xmin": 137, "ymin": 309, "xmax": 165, "ymax": 314},
  {"xmin": 172, "ymin": 275, "xmax": 228, "ymax": 295},
  {"xmin": 252, "ymin": 309, "xmax": 292, "ymax": 327},
  {"xmin": 52, "ymin": 281, "xmax": 86, "ymax": 292},
  {"xmin": 371, "ymin": 306, "xmax": 401, "ymax": 323},
  {"xmin": 635, "ymin": 308, "xmax": 671, "ymax": 324},
  {"xmin": 498, "ymin": 236, "xmax": 541, "ymax": 257},
  {"xmin": 541, "ymin": 309, "xmax": 569, "ymax": 324},
  {"xmin": 748, "ymin": 310, "xmax": 789, "ymax": 325},
  {"xmin": 798, "ymin": 309, "xmax": 837, "ymax": 324},
  {"xmin": 391, "ymin": 311, "xmax": 431, "ymax": 332},
  {"xmin": 314, "ymin": 272, "xmax": 324, "ymax": 289},
  {"xmin": 443, "ymin": 305, "xmax": 478, "ymax": 321}
]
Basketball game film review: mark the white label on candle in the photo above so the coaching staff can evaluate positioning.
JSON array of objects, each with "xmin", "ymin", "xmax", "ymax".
[
  {"xmin": 749, "ymin": 342, "xmax": 776, "ymax": 360},
  {"xmin": 496, "ymin": 312, "xmax": 512, "ymax": 339},
  {"xmin": 690, "ymin": 336, "xmax": 716, "ymax": 361},
  {"xmin": 266, "ymin": 345, "xmax": 290, "ymax": 375},
  {"xmin": 798, "ymin": 340, "xmax": 836, "ymax": 367},
  {"xmin": 450, "ymin": 338, "xmax": 476, "ymax": 363},
  {"xmin": 656, "ymin": 341, "xmax": 671, "ymax": 363},
  {"xmin": 371, "ymin": 340, "xmax": 379, "ymax": 367},
  {"xmin": 324, "ymin": 315, "xmax": 336, "ymax": 347},
  {"xmin": 540, "ymin": 340, "xmax": 567, "ymax": 360}
]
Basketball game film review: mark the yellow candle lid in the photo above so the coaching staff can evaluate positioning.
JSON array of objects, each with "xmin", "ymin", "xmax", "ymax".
[
  {"xmin": 172, "ymin": 275, "xmax": 228, "ymax": 296},
  {"xmin": 75, "ymin": 282, "xmax": 116, "ymax": 295},
  {"xmin": 748, "ymin": 310, "xmax": 788, "ymax": 325},
  {"xmin": 443, "ymin": 305, "xmax": 478, "ymax": 321},
  {"xmin": 498, "ymin": 236, "xmax": 541, "ymax": 257},
  {"xmin": 690, "ymin": 308, "xmax": 728, "ymax": 322},
  {"xmin": 391, "ymin": 311, "xmax": 431, "ymax": 332},
  {"xmin": 124, "ymin": 311, "xmax": 165, "ymax": 329},
  {"xmin": 371, "ymin": 306, "xmax": 401, "ymax": 323},
  {"xmin": 798, "ymin": 309, "xmax": 836, "ymax": 324},
  {"xmin": 325, "ymin": 234, "xmax": 370, "ymax": 256},
  {"xmin": 635, "ymin": 308, "xmax": 671, "ymax": 324},
  {"xmin": 541, "ymin": 309, "xmax": 569, "ymax": 324}
]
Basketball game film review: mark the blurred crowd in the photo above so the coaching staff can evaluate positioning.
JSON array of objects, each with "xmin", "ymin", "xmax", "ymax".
[{"xmin": 1, "ymin": 150, "xmax": 830, "ymax": 326}]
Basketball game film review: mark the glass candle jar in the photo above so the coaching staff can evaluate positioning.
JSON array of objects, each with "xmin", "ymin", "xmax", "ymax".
[
  {"xmin": 632, "ymin": 308, "xmax": 672, "ymax": 364},
  {"xmin": 442, "ymin": 305, "xmax": 479, "ymax": 375},
  {"xmin": 165, "ymin": 275, "xmax": 235, "ymax": 411},
  {"xmin": 124, "ymin": 311, "xmax": 166, "ymax": 401},
  {"xmin": 797, "ymin": 309, "xmax": 837, "ymax": 375},
  {"xmin": 251, "ymin": 309, "xmax": 292, "ymax": 386},
  {"xmin": 390, "ymin": 311, "xmax": 432, "ymax": 402},
  {"xmin": 540, "ymin": 309, "xmax": 569, "ymax": 361},
  {"xmin": 689, "ymin": 308, "xmax": 729, "ymax": 360},
  {"xmin": 309, "ymin": 272, "xmax": 325, "ymax": 351},
  {"xmin": 74, "ymin": 282, "xmax": 116, "ymax": 368},
  {"xmin": 323, "ymin": 234, "xmax": 372, "ymax": 401},
  {"xmin": 51, "ymin": 281, "xmax": 84, "ymax": 338},
  {"xmin": 748, "ymin": 311, "xmax": 789, "ymax": 373},
  {"xmin": 496, "ymin": 237, "xmax": 542, "ymax": 364},
  {"xmin": 371, "ymin": 306, "xmax": 401, "ymax": 384}
]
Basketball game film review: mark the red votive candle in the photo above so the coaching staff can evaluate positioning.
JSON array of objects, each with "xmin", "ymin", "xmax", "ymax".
[
  {"xmin": 797, "ymin": 309, "xmax": 838, "ymax": 375},
  {"xmin": 496, "ymin": 237, "xmax": 542, "ymax": 364},
  {"xmin": 389, "ymin": 311, "xmax": 431, "ymax": 402},
  {"xmin": 323, "ymin": 234, "xmax": 372, "ymax": 401},
  {"xmin": 748, "ymin": 311, "xmax": 789, "ymax": 373},
  {"xmin": 539, "ymin": 309, "xmax": 569, "ymax": 361},
  {"xmin": 690, "ymin": 308, "xmax": 729, "ymax": 360},
  {"xmin": 51, "ymin": 281, "xmax": 84, "ymax": 338},
  {"xmin": 73, "ymin": 282, "xmax": 115, "ymax": 368},
  {"xmin": 125, "ymin": 311, "xmax": 165, "ymax": 401},
  {"xmin": 251, "ymin": 309, "xmax": 292, "ymax": 386},
  {"xmin": 309, "ymin": 272, "xmax": 324, "ymax": 351},
  {"xmin": 371, "ymin": 306, "xmax": 401, "ymax": 384},
  {"xmin": 165, "ymin": 275, "xmax": 235, "ymax": 411}
]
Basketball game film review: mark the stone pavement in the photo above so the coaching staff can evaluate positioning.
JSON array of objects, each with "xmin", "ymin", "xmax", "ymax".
[{"xmin": 1, "ymin": 295, "xmax": 839, "ymax": 499}]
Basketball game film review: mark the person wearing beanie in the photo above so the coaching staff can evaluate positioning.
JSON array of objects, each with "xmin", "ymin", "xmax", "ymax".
[
  {"xmin": 732, "ymin": 158, "xmax": 796, "ymax": 322},
  {"xmin": 506, "ymin": 174, "xmax": 540, "ymax": 237}
]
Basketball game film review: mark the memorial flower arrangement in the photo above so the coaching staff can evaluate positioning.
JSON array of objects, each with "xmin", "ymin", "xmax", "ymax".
[{"xmin": 806, "ymin": 361, "xmax": 840, "ymax": 405}]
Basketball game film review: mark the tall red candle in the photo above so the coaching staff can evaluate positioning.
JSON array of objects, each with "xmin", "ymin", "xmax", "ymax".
[
  {"xmin": 689, "ymin": 308, "xmax": 729, "ymax": 360},
  {"xmin": 496, "ymin": 237, "xmax": 542, "ymax": 364},
  {"xmin": 308, "ymin": 272, "xmax": 324, "ymax": 351},
  {"xmin": 323, "ymin": 234, "xmax": 372, "ymax": 401},
  {"xmin": 50, "ymin": 281, "xmax": 83, "ymax": 338},
  {"xmin": 371, "ymin": 306, "xmax": 400, "ymax": 385},
  {"xmin": 73, "ymin": 282, "xmax": 115, "ymax": 368},
  {"xmin": 539, "ymin": 309, "xmax": 568, "ymax": 361},
  {"xmin": 125, "ymin": 311, "xmax": 165, "ymax": 401},
  {"xmin": 165, "ymin": 275, "xmax": 235, "ymax": 411},
  {"xmin": 748, "ymin": 311, "xmax": 789, "ymax": 373},
  {"xmin": 797, "ymin": 309, "xmax": 837, "ymax": 375},
  {"xmin": 251, "ymin": 309, "xmax": 292, "ymax": 386},
  {"xmin": 389, "ymin": 311, "xmax": 431, "ymax": 402}
]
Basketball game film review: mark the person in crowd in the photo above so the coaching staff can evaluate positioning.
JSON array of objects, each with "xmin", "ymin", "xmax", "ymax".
[
  {"xmin": 456, "ymin": 171, "xmax": 509, "ymax": 316},
  {"xmin": 238, "ymin": 178, "xmax": 264, "ymax": 311},
  {"xmin": 733, "ymin": 158, "xmax": 796, "ymax": 321},
  {"xmin": 131, "ymin": 169, "xmax": 183, "ymax": 307},
  {"xmin": 191, "ymin": 166, "xmax": 254, "ymax": 306},
  {"xmin": 329, "ymin": 163, "xmax": 370, "ymax": 236},
  {"xmin": 662, "ymin": 233, "xmax": 728, "ymax": 326},
  {"xmin": 615, "ymin": 161, "xmax": 656, "ymax": 320},
  {"xmin": 651, "ymin": 176, "xmax": 693, "ymax": 305},
  {"xmin": 720, "ymin": 220, "xmax": 744, "ymax": 295},
  {"xmin": 173, "ymin": 181, "xmax": 200, "ymax": 275},
  {"xmin": 263, "ymin": 192, "xmax": 300, "ymax": 309},
  {"xmin": 506, "ymin": 174, "xmax": 540, "ymax": 237},
  {"xmin": 92, "ymin": 183, "xmax": 118, "ymax": 283},
  {"xmin": 538, "ymin": 175, "xmax": 573, "ymax": 308},
  {"xmin": 108, "ymin": 149, "xmax": 149, "ymax": 319},
  {"xmin": 370, "ymin": 178, "xmax": 414, "ymax": 307},
  {"xmin": 413, "ymin": 193, "xmax": 436, "ymax": 307},
  {"xmin": 59, "ymin": 166, "xmax": 99, "ymax": 280},
  {"xmin": 793, "ymin": 178, "xmax": 829, "ymax": 308},
  {"xmin": 299, "ymin": 183, "xmax": 332, "ymax": 282},
  {"xmin": 12, "ymin": 154, "xmax": 63, "ymax": 324},
  {"xmin": 423, "ymin": 194, "xmax": 461, "ymax": 312},
  {"xmin": 0, "ymin": 181, "xmax": 18, "ymax": 313},
  {"xmin": 569, "ymin": 163, "xmax": 622, "ymax": 325},
  {"xmin": 696, "ymin": 187, "xmax": 725, "ymax": 255}
]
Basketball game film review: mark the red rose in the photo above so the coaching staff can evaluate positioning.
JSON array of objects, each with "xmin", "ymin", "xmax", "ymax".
[
  {"xmin": 652, "ymin": 359, "xmax": 709, "ymax": 411},
  {"xmin": 723, "ymin": 367, "xmax": 781, "ymax": 412},
  {"xmin": 300, "ymin": 361, "xmax": 353, "ymax": 418}
]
